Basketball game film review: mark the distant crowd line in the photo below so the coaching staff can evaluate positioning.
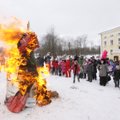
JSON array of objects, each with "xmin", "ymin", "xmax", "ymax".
[
  {"xmin": 36, "ymin": 53, "xmax": 120, "ymax": 88},
  {"xmin": 0, "ymin": 52, "xmax": 120, "ymax": 88}
]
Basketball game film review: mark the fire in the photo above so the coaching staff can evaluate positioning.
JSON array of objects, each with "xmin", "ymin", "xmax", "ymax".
[
  {"xmin": 0, "ymin": 18, "xmax": 27, "ymax": 45},
  {"xmin": 0, "ymin": 18, "xmax": 52, "ymax": 107},
  {"xmin": 0, "ymin": 51, "xmax": 5, "ymax": 72}
]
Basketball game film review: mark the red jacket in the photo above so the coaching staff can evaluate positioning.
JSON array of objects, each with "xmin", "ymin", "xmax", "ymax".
[
  {"xmin": 71, "ymin": 63, "xmax": 80, "ymax": 74},
  {"xmin": 66, "ymin": 60, "xmax": 71, "ymax": 70},
  {"xmin": 52, "ymin": 60, "xmax": 58, "ymax": 68},
  {"xmin": 54, "ymin": 60, "xmax": 58, "ymax": 69}
]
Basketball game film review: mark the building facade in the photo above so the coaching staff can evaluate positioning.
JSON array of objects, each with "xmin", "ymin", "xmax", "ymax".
[{"xmin": 100, "ymin": 27, "xmax": 120, "ymax": 61}]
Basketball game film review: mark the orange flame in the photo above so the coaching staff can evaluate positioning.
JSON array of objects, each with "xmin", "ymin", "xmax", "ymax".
[{"xmin": 0, "ymin": 18, "xmax": 51, "ymax": 106}]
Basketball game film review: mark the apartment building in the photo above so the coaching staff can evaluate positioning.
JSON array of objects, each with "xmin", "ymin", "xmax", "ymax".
[{"xmin": 100, "ymin": 26, "xmax": 120, "ymax": 61}]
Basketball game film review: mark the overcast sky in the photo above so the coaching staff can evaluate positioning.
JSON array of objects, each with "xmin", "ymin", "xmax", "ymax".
[{"xmin": 0, "ymin": 0, "xmax": 120, "ymax": 45}]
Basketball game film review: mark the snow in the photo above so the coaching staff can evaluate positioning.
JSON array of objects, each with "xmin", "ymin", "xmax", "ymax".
[{"xmin": 0, "ymin": 72, "xmax": 120, "ymax": 120}]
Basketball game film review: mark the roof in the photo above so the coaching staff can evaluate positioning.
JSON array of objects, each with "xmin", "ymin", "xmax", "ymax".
[{"xmin": 100, "ymin": 26, "xmax": 120, "ymax": 35}]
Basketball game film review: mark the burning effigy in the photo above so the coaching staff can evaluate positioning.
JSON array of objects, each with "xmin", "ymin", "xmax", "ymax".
[{"xmin": 0, "ymin": 18, "xmax": 58, "ymax": 113}]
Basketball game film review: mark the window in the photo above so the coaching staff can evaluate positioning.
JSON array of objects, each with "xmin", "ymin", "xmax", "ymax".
[
  {"xmin": 110, "ymin": 40, "xmax": 113, "ymax": 45},
  {"xmin": 104, "ymin": 36, "xmax": 107, "ymax": 39},
  {"xmin": 118, "ymin": 38, "xmax": 120, "ymax": 44},
  {"xmin": 104, "ymin": 41, "xmax": 106, "ymax": 46},
  {"xmin": 110, "ymin": 34, "xmax": 114, "ymax": 37},
  {"xmin": 110, "ymin": 49, "xmax": 113, "ymax": 55}
]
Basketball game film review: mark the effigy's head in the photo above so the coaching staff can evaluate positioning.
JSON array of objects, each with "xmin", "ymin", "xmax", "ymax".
[{"xmin": 17, "ymin": 32, "xmax": 39, "ymax": 52}]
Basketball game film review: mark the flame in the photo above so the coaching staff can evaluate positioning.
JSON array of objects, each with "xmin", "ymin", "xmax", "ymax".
[
  {"xmin": 0, "ymin": 18, "xmax": 27, "ymax": 45},
  {"xmin": 35, "ymin": 65, "xmax": 51, "ymax": 106},
  {"xmin": 0, "ymin": 18, "xmax": 51, "ymax": 106},
  {"xmin": 36, "ymin": 66, "xmax": 49, "ymax": 88}
]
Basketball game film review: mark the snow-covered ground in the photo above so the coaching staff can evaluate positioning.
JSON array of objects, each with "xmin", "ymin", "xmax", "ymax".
[{"xmin": 0, "ymin": 72, "xmax": 120, "ymax": 120}]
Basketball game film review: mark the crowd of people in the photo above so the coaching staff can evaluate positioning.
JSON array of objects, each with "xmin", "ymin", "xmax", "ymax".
[
  {"xmin": 1, "ymin": 51, "xmax": 120, "ymax": 88},
  {"xmin": 36, "ymin": 53, "xmax": 120, "ymax": 88}
]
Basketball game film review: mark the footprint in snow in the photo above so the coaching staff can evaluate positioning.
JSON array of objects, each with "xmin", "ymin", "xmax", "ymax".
[{"xmin": 70, "ymin": 86, "xmax": 78, "ymax": 89}]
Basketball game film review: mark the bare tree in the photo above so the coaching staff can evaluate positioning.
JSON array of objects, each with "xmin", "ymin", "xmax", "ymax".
[
  {"xmin": 74, "ymin": 34, "xmax": 87, "ymax": 55},
  {"xmin": 41, "ymin": 28, "xmax": 64, "ymax": 57},
  {"xmin": 81, "ymin": 35, "xmax": 87, "ymax": 55}
]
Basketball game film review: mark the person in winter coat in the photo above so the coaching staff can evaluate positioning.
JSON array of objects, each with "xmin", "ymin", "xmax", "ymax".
[
  {"xmin": 54, "ymin": 59, "xmax": 59, "ymax": 75},
  {"xmin": 70, "ymin": 60, "xmax": 80, "ymax": 83},
  {"xmin": 61, "ymin": 60, "xmax": 66, "ymax": 76},
  {"xmin": 98, "ymin": 59, "xmax": 108, "ymax": 86},
  {"xmin": 92, "ymin": 59, "xmax": 97, "ymax": 80},
  {"xmin": 86, "ymin": 60, "xmax": 94, "ymax": 82},
  {"xmin": 58, "ymin": 58, "xmax": 62, "ymax": 76},
  {"xmin": 113, "ymin": 65, "xmax": 120, "ymax": 87},
  {"xmin": 44, "ymin": 53, "xmax": 51, "ymax": 72},
  {"xmin": 65, "ymin": 58, "xmax": 71, "ymax": 77},
  {"xmin": 51, "ymin": 59, "xmax": 56, "ymax": 74},
  {"xmin": 83, "ymin": 60, "xmax": 88, "ymax": 79}
]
